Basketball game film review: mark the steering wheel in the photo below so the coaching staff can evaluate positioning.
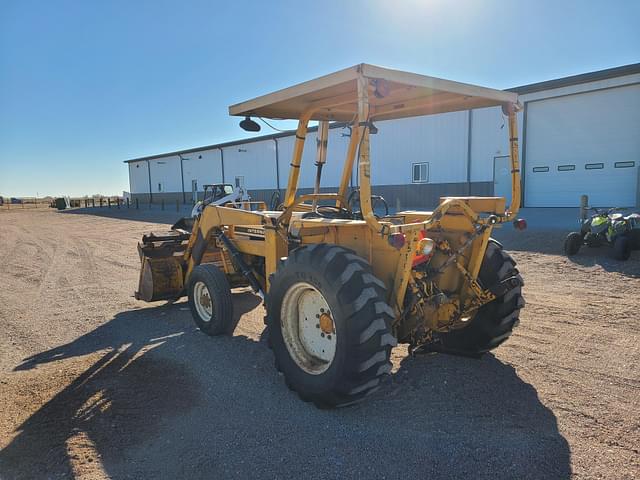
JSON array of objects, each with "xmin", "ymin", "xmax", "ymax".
[
  {"xmin": 302, "ymin": 205, "xmax": 353, "ymax": 220},
  {"xmin": 269, "ymin": 190, "xmax": 282, "ymax": 211},
  {"xmin": 347, "ymin": 189, "xmax": 389, "ymax": 219}
]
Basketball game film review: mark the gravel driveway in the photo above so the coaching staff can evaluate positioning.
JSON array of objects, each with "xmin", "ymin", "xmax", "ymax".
[{"xmin": 0, "ymin": 208, "xmax": 638, "ymax": 479}]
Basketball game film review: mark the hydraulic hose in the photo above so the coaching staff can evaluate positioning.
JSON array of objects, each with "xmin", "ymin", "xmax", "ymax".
[{"xmin": 215, "ymin": 229, "xmax": 264, "ymax": 298}]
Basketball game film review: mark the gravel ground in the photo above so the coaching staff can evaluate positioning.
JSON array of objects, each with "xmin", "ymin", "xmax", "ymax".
[{"xmin": 0, "ymin": 208, "xmax": 638, "ymax": 479}]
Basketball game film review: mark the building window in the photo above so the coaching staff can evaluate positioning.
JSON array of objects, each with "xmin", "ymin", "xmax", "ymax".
[
  {"xmin": 235, "ymin": 176, "xmax": 245, "ymax": 188},
  {"xmin": 614, "ymin": 161, "xmax": 635, "ymax": 168},
  {"xmin": 412, "ymin": 162, "xmax": 429, "ymax": 183},
  {"xmin": 585, "ymin": 163, "xmax": 604, "ymax": 170},
  {"xmin": 158, "ymin": 183, "xmax": 162, "ymax": 192},
  {"xmin": 557, "ymin": 165, "xmax": 575, "ymax": 171},
  {"xmin": 532, "ymin": 166, "xmax": 549, "ymax": 173}
]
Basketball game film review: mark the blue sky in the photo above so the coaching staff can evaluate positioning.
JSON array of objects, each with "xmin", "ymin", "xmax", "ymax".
[{"xmin": 0, "ymin": 0, "xmax": 638, "ymax": 197}]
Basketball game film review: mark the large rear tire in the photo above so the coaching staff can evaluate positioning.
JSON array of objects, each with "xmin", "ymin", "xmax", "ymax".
[
  {"xmin": 433, "ymin": 240, "xmax": 524, "ymax": 357},
  {"xmin": 187, "ymin": 264, "xmax": 234, "ymax": 336},
  {"xmin": 266, "ymin": 244, "xmax": 396, "ymax": 408}
]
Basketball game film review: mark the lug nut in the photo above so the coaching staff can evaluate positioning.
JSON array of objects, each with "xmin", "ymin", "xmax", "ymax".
[
  {"xmin": 316, "ymin": 324, "xmax": 320, "ymax": 328},
  {"xmin": 327, "ymin": 335, "xmax": 332, "ymax": 340},
  {"xmin": 321, "ymin": 333, "xmax": 325, "ymax": 338}
]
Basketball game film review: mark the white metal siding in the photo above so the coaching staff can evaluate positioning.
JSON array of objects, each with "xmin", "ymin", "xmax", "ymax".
[
  {"xmin": 277, "ymin": 126, "xmax": 351, "ymax": 189},
  {"xmin": 149, "ymin": 156, "xmax": 182, "ymax": 193},
  {"xmin": 469, "ymin": 107, "xmax": 524, "ymax": 182},
  {"xmin": 222, "ymin": 140, "xmax": 278, "ymax": 190},
  {"xmin": 525, "ymin": 84, "xmax": 640, "ymax": 207},
  {"xmin": 182, "ymin": 149, "xmax": 223, "ymax": 190},
  {"xmin": 370, "ymin": 112, "xmax": 468, "ymax": 185},
  {"xmin": 128, "ymin": 161, "xmax": 150, "ymax": 194}
]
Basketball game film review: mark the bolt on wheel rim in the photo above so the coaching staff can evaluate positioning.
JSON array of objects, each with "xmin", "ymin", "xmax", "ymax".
[
  {"xmin": 280, "ymin": 282, "xmax": 336, "ymax": 375},
  {"xmin": 194, "ymin": 281, "xmax": 213, "ymax": 321}
]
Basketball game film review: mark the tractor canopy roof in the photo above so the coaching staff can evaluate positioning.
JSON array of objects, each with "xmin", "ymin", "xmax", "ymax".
[{"xmin": 229, "ymin": 63, "xmax": 518, "ymax": 122}]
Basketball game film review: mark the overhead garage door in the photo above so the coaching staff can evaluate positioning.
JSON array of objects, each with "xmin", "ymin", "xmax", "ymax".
[{"xmin": 525, "ymin": 84, "xmax": 640, "ymax": 207}]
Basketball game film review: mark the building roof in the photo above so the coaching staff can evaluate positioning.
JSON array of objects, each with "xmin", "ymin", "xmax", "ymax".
[
  {"xmin": 123, "ymin": 122, "xmax": 347, "ymax": 163},
  {"xmin": 125, "ymin": 62, "xmax": 639, "ymax": 164},
  {"xmin": 508, "ymin": 62, "xmax": 640, "ymax": 95}
]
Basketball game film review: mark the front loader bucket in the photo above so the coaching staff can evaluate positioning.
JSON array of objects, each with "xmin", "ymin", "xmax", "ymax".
[
  {"xmin": 135, "ymin": 229, "xmax": 189, "ymax": 302},
  {"xmin": 135, "ymin": 256, "xmax": 184, "ymax": 302}
]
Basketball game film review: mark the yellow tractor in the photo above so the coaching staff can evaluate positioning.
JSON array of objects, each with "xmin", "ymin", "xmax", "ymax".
[{"xmin": 135, "ymin": 64, "xmax": 526, "ymax": 407}]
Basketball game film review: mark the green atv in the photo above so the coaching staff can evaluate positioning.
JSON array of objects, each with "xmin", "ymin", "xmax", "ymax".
[{"xmin": 564, "ymin": 208, "xmax": 640, "ymax": 261}]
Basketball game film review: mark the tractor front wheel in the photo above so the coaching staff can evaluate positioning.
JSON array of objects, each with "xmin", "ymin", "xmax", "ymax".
[
  {"xmin": 266, "ymin": 244, "xmax": 396, "ymax": 408},
  {"xmin": 187, "ymin": 264, "xmax": 234, "ymax": 335}
]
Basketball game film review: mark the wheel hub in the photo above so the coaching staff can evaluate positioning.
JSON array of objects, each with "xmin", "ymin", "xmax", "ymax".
[
  {"xmin": 193, "ymin": 281, "xmax": 213, "ymax": 321},
  {"xmin": 200, "ymin": 291, "xmax": 211, "ymax": 310},
  {"xmin": 319, "ymin": 312, "xmax": 334, "ymax": 334},
  {"xmin": 280, "ymin": 282, "xmax": 337, "ymax": 375}
]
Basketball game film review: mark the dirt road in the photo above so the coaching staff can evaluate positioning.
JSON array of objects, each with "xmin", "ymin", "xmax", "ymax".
[{"xmin": 0, "ymin": 208, "xmax": 638, "ymax": 479}]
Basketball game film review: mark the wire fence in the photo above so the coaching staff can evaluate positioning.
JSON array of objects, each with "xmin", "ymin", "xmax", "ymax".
[{"xmin": 0, "ymin": 197, "xmax": 125, "ymax": 210}]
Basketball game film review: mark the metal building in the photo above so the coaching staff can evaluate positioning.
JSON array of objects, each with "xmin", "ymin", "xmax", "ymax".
[{"xmin": 125, "ymin": 63, "xmax": 640, "ymax": 208}]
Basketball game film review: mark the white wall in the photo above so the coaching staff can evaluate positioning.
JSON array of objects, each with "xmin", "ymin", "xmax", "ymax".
[
  {"xmin": 469, "ymin": 106, "xmax": 527, "ymax": 183},
  {"xmin": 181, "ymin": 148, "xmax": 223, "ymax": 192},
  {"xmin": 222, "ymin": 139, "xmax": 278, "ymax": 190},
  {"xmin": 149, "ymin": 156, "xmax": 182, "ymax": 193},
  {"xmin": 128, "ymin": 160, "xmax": 149, "ymax": 194},
  {"xmin": 277, "ymin": 125, "xmax": 352, "ymax": 189},
  {"xmin": 370, "ymin": 111, "xmax": 469, "ymax": 185}
]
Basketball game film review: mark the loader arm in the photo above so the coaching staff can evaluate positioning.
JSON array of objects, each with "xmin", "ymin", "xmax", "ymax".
[{"xmin": 183, "ymin": 205, "xmax": 271, "ymax": 283}]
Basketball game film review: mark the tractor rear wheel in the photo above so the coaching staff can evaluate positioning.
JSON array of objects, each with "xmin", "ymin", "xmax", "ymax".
[
  {"xmin": 187, "ymin": 264, "xmax": 234, "ymax": 336},
  {"xmin": 266, "ymin": 244, "xmax": 396, "ymax": 408},
  {"xmin": 433, "ymin": 240, "xmax": 524, "ymax": 357}
]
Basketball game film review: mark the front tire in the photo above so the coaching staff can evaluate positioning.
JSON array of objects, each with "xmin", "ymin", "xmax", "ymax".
[
  {"xmin": 267, "ymin": 244, "xmax": 396, "ymax": 408},
  {"xmin": 612, "ymin": 236, "xmax": 631, "ymax": 261},
  {"xmin": 433, "ymin": 240, "xmax": 524, "ymax": 356},
  {"xmin": 564, "ymin": 232, "xmax": 583, "ymax": 256},
  {"xmin": 187, "ymin": 264, "xmax": 234, "ymax": 335}
]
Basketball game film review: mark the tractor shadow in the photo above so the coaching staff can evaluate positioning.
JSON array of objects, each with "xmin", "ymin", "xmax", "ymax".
[{"xmin": 1, "ymin": 293, "xmax": 570, "ymax": 479}]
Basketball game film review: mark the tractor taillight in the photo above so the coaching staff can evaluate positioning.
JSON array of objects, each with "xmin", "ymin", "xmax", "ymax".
[{"xmin": 388, "ymin": 232, "xmax": 406, "ymax": 249}]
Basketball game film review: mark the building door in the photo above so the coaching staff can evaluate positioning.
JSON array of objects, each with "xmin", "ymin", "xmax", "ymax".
[
  {"xmin": 493, "ymin": 155, "xmax": 512, "ymax": 204},
  {"xmin": 524, "ymin": 84, "xmax": 640, "ymax": 207}
]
